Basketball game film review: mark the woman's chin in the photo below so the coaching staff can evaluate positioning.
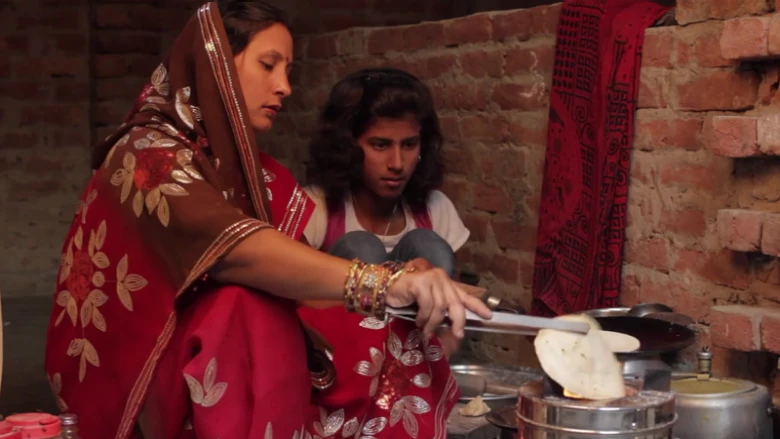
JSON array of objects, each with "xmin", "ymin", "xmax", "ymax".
[{"xmin": 250, "ymin": 117, "xmax": 273, "ymax": 134}]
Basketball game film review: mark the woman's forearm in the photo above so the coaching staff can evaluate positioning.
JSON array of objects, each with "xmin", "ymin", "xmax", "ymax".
[{"xmin": 211, "ymin": 227, "xmax": 352, "ymax": 302}]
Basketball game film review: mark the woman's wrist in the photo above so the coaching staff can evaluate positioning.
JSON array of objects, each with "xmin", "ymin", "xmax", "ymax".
[{"xmin": 342, "ymin": 259, "xmax": 408, "ymax": 319}]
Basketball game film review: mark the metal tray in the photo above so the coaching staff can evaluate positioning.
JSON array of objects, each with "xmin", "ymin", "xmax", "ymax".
[{"xmin": 451, "ymin": 363, "xmax": 543, "ymax": 409}]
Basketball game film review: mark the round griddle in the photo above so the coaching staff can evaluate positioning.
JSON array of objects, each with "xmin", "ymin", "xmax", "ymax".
[{"xmin": 594, "ymin": 316, "xmax": 695, "ymax": 354}]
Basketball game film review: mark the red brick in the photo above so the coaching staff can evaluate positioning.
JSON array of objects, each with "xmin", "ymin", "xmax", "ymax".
[
  {"xmin": 642, "ymin": 28, "xmax": 675, "ymax": 68},
  {"xmin": 94, "ymin": 54, "xmax": 128, "ymax": 78},
  {"xmin": 720, "ymin": 17, "xmax": 770, "ymax": 60},
  {"xmin": 704, "ymin": 116, "xmax": 759, "ymax": 157},
  {"xmin": 459, "ymin": 114, "xmax": 509, "ymax": 141},
  {"xmin": 762, "ymin": 214, "xmax": 780, "ymax": 257},
  {"xmin": 430, "ymin": 84, "xmax": 489, "ymax": 111},
  {"xmin": 0, "ymin": 82, "xmax": 50, "ymax": 100},
  {"xmin": 620, "ymin": 275, "xmax": 642, "ymax": 306},
  {"xmin": 305, "ymin": 33, "xmax": 338, "ymax": 59},
  {"xmin": 462, "ymin": 214, "xmax": 489, "ymax": 242},
  {"xmin": 6, "ymin": 180, "xmax": 63, "ymax": 200},
  {"xmin": 479, "ymin": 147, "xmax": 525, "ymax": 179},
  {"xmin": 300, "ymin": 61, "xmax": 334, "ymax": 88},
  {"xmin": 633, "ymin": 117, "xmax": 701, "ymax": 151},
  {"xmin": 637, "ymin": 71, "xmax": 667, "ymax": 109},
  {"xmin": 0, "ymin": 35, "xmax": 30, "ymax": 54},
  {"xmin": 710, "ymin": 0, "xmax": 772, "ymax": 20},
  {"xmin": 675, "ymin": 70, "xmax": 760, "ymax": 111},
  {"xmin": 54, "ymin": 82, "xmax": 89, "ymax": 102},
  {"xmin": 710, "ymin": 305, "xmax": 761, "ymax": 351},
  {"xmin": 491, "ymin": 83, "xmax": 547, "ymax": 111},
  {"xmin": 421, "ymin": 54, "xmax": 458, "ymax": 80},
  {"xmin": 18, "ymin": 9, "xmax": 83, "ymax": 30},
  {"xmin": 674, "ymin": 0, "xmax": 707, "ymax": 25},
  {"xmin": 717, "ymin": 209, "xmax": 765, "ymax": 252},
  {"xmin": 491, "ymin": 220, "xmax": 537, "ymax": 252},
  {"xmin": 673, "ymin": 248, "xmax": 750, "ymax": 290},
  {"xmin": 95, "ymin": 77, "xmax": 147, "ymax": 100},
  {"xmin": 624, "ymin": 237, "xmax": 669, "ymax": 272},
  {"xmin": 402, "ymin": 23, "xmax": 445, "ymax": 52},
  {"xmin": 758, "ymin": 115, "xmax": 780, "ymax": 155},
  {"xmin": 1, "ymin": 132, "xmax": 40, "ymax": 149},
  {"xmin": 675, "ymin": 22, "xmax": 733, "ymax": 68},
  {"xmin": 658, "ymin": 162, "xmax": 719, "ymax": 192},
  {"xmin": 459, "ymin": 49, "xmax": 503, "ymax": 79},
  {"xmin": 529, "ymin": 4, "xmax": 561, "ymax": 36},
  {"xmin": 492, "ymin": 9, "xmax": 532, "ymax": 42},
  {"xmin": 491, "ymin": 254, "xmax": 519, "ymax": 282},
  {"xmin": 366, "ymin": 27, "xmax": 405, "ymax": 55},
  {"xmin": 443, "ymin": 147, "xmax": 473, "ymax": 174},
  {"xmin": 472, "ymin": 184, "xmax": 512, "ymax": 214},
  {"xmin": 508, "ymin": 113, "xmax": 548, "ymax": 147},
  {"xmin": 54, "ymin": 33, "xmax": 89, "ymax": 55},
  {"xmin": 95, "ymin": 31, "xmax": 160, "ymax": 54},
  {"xmin": 677, "ymin": 0, "xmax": 771, "ymax": 25},
  {"xmin": 659, "ymin": 209, "xmax": 707, "ymax": 237},
  {"xmin": 13, "ymin": 57, "xmax": 87, "ymax": 78},
  {"xmin": 443, "ymin": 14, "xmax": 492, "ymax": 46},
  {"xmin": 760, "ymin": 311, "xmax": 780, "ymax": 353},
  {"xmin": 335, "ymin": 29, "xmax": 368, "ymax": 56},
  {"xmin": 768, "ymin": 15, "xmax": 780, "ymax": 55},
  {"xmin": 438, "ymin": 115, "xmax": 460, "ymax": 140},
  {"xmin": 439, "ymin": 178, "xmax": 470, "ymax": 206},
  {"xmin": 504, "ymin": 43, "xmax": 554, "ymax": 76}
]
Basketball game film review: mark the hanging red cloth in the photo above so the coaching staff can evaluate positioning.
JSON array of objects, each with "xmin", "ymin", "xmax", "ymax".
[{"xmin": 531, "ymin": 0, "xmax": 671, "ymax": 317}]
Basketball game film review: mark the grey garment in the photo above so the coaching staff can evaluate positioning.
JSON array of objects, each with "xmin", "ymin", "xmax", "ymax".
[{"xmin": 328, "ymin": 228, "xmax": 456, "ymax": 278}]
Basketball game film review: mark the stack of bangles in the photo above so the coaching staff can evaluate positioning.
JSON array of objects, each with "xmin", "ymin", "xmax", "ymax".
[{"xmin": 343, "ymin": 259, "xmax": 411, "ymax": 320}]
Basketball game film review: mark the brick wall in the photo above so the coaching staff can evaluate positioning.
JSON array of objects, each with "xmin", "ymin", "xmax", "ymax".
[
  {"xmin": 278, "ymin": 6, "xmax": 559, "ymax": 364},
  {"xmin": 281, "ymin": 3, "xmax": 780, "ymax": 375},
  {"xmin": 0, "ymin": 0, "xmax": 91, "ymax": 298},
  {"xmin": 0, "ymin": 0, "xmax": 478, "ymax": 299}
]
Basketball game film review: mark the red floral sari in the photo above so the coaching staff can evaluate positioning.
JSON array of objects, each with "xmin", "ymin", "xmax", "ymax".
[
  {"xmin": 297, "ymin": 206, "xmax": 458, "ymax": 439},
  {"xmin": 44, "ymin": 4, "xmax": 315, "ymax": 439}
]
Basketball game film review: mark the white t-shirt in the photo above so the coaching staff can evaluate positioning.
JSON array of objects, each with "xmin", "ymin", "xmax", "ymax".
[{"xmin": 303, "ymin": 185, "xmax": 470, "ymax": 253}]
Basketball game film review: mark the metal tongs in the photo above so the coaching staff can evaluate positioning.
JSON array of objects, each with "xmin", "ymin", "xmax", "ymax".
[{"xmin": 387, "ymin": 306, "xmax": 590, "ymax": 336}]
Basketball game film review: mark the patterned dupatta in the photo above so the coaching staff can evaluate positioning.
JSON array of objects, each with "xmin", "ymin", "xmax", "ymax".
[{"xmin": 44, "ymin": 3, "xmax": 313, "ymax": 438}]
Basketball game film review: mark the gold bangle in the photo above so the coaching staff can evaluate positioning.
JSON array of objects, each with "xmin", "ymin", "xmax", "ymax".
[{"xmin": 343, "ymin": 259, "xmax": 366, "ymax": 313}]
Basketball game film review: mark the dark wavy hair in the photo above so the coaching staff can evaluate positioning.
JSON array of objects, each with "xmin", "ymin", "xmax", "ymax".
[
  {"xmin": 305, "ymin": 67, "xmax": 445, "ymax": 211},
  {"xmin": 218, "ymin": 0, "xmax": 289, "ymax": 55}
]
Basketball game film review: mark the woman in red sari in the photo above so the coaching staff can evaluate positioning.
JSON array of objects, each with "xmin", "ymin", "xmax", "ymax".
[
  {"xmin": 298, "ymin": 68, "xmax": 467, "ymax": 439},
  {"xmin": 43, "ymin": 2, "xmax": 490, "ymax": 439}
]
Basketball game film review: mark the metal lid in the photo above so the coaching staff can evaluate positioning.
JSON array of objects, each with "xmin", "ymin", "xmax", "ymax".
[
  {"xmin": 517, "ymin": 379, "xmax": 677, "ymax": 435},
  {"xmin": 58, "ymin": 414, "xmax": 78, "ymax": 427},
  {"xmin": 671, "ymin": 377, "xmax": 755, "ymax": 397}
]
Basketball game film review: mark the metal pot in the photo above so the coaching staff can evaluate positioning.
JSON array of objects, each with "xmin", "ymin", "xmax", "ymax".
[
  {"xmin": 671, "ymin": 347, "xmax": 775, "ymax": 439},
  {"xmin": 516, "ymin": 378, "xmax": 677, "ymax": 438}
]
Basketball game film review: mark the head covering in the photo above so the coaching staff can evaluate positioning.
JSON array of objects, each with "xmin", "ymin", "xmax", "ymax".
[{"xmin": 45, "ymin": 4, "xmax": 313, "ymax": 438}]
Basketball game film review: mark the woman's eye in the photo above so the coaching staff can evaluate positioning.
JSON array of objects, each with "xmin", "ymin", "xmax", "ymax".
[{"xmin": 261, "ymin": 62, "xmax": 273, "ymax": 71}]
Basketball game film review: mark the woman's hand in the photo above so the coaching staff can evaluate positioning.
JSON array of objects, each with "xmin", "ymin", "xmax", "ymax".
[
  {"xmin": 387, "ymin": 268, "xmax": 492, "ymax": 339},
  {"xmin": 403, "ymin": 257, "xmax": 434, "ymax": 272}
]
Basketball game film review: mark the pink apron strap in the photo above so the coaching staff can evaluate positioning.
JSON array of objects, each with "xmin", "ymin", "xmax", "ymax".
[
  {"xmin": 321, "ymin": 200, "xmax": 346, "ymax": 251},
  {"xmin": 411, "ymin": 205, "xmax": 433, "ymax": 230}
]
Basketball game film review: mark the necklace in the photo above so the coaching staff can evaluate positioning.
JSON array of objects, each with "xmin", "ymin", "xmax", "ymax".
[{"xmin": 351, "ymin": 193, "xmax": 399, "ymax": 244}]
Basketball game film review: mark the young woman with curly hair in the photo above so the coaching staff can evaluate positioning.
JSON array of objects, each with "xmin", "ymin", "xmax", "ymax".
[{"xmin": 298, "ymin": 67, "xmax": 470, "ymax": 439}]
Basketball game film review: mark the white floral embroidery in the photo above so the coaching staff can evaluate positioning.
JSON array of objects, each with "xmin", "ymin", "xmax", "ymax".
[
  {"xmin": 313, "ymin": 408, "xmax": 344, "ymax": 439},
  {"xmin": 183, "ymin": 357, "xmax": 228, "ymax": 407}
]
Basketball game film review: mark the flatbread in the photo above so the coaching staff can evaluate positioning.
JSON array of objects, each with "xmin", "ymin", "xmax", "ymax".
[
  {"xmin": 600, "ymin": 330, "xmax": 640, "ymax": 353},
  {"xmin": 534, "ymin": 314, "xmax": 625, "ymax": 400}
]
